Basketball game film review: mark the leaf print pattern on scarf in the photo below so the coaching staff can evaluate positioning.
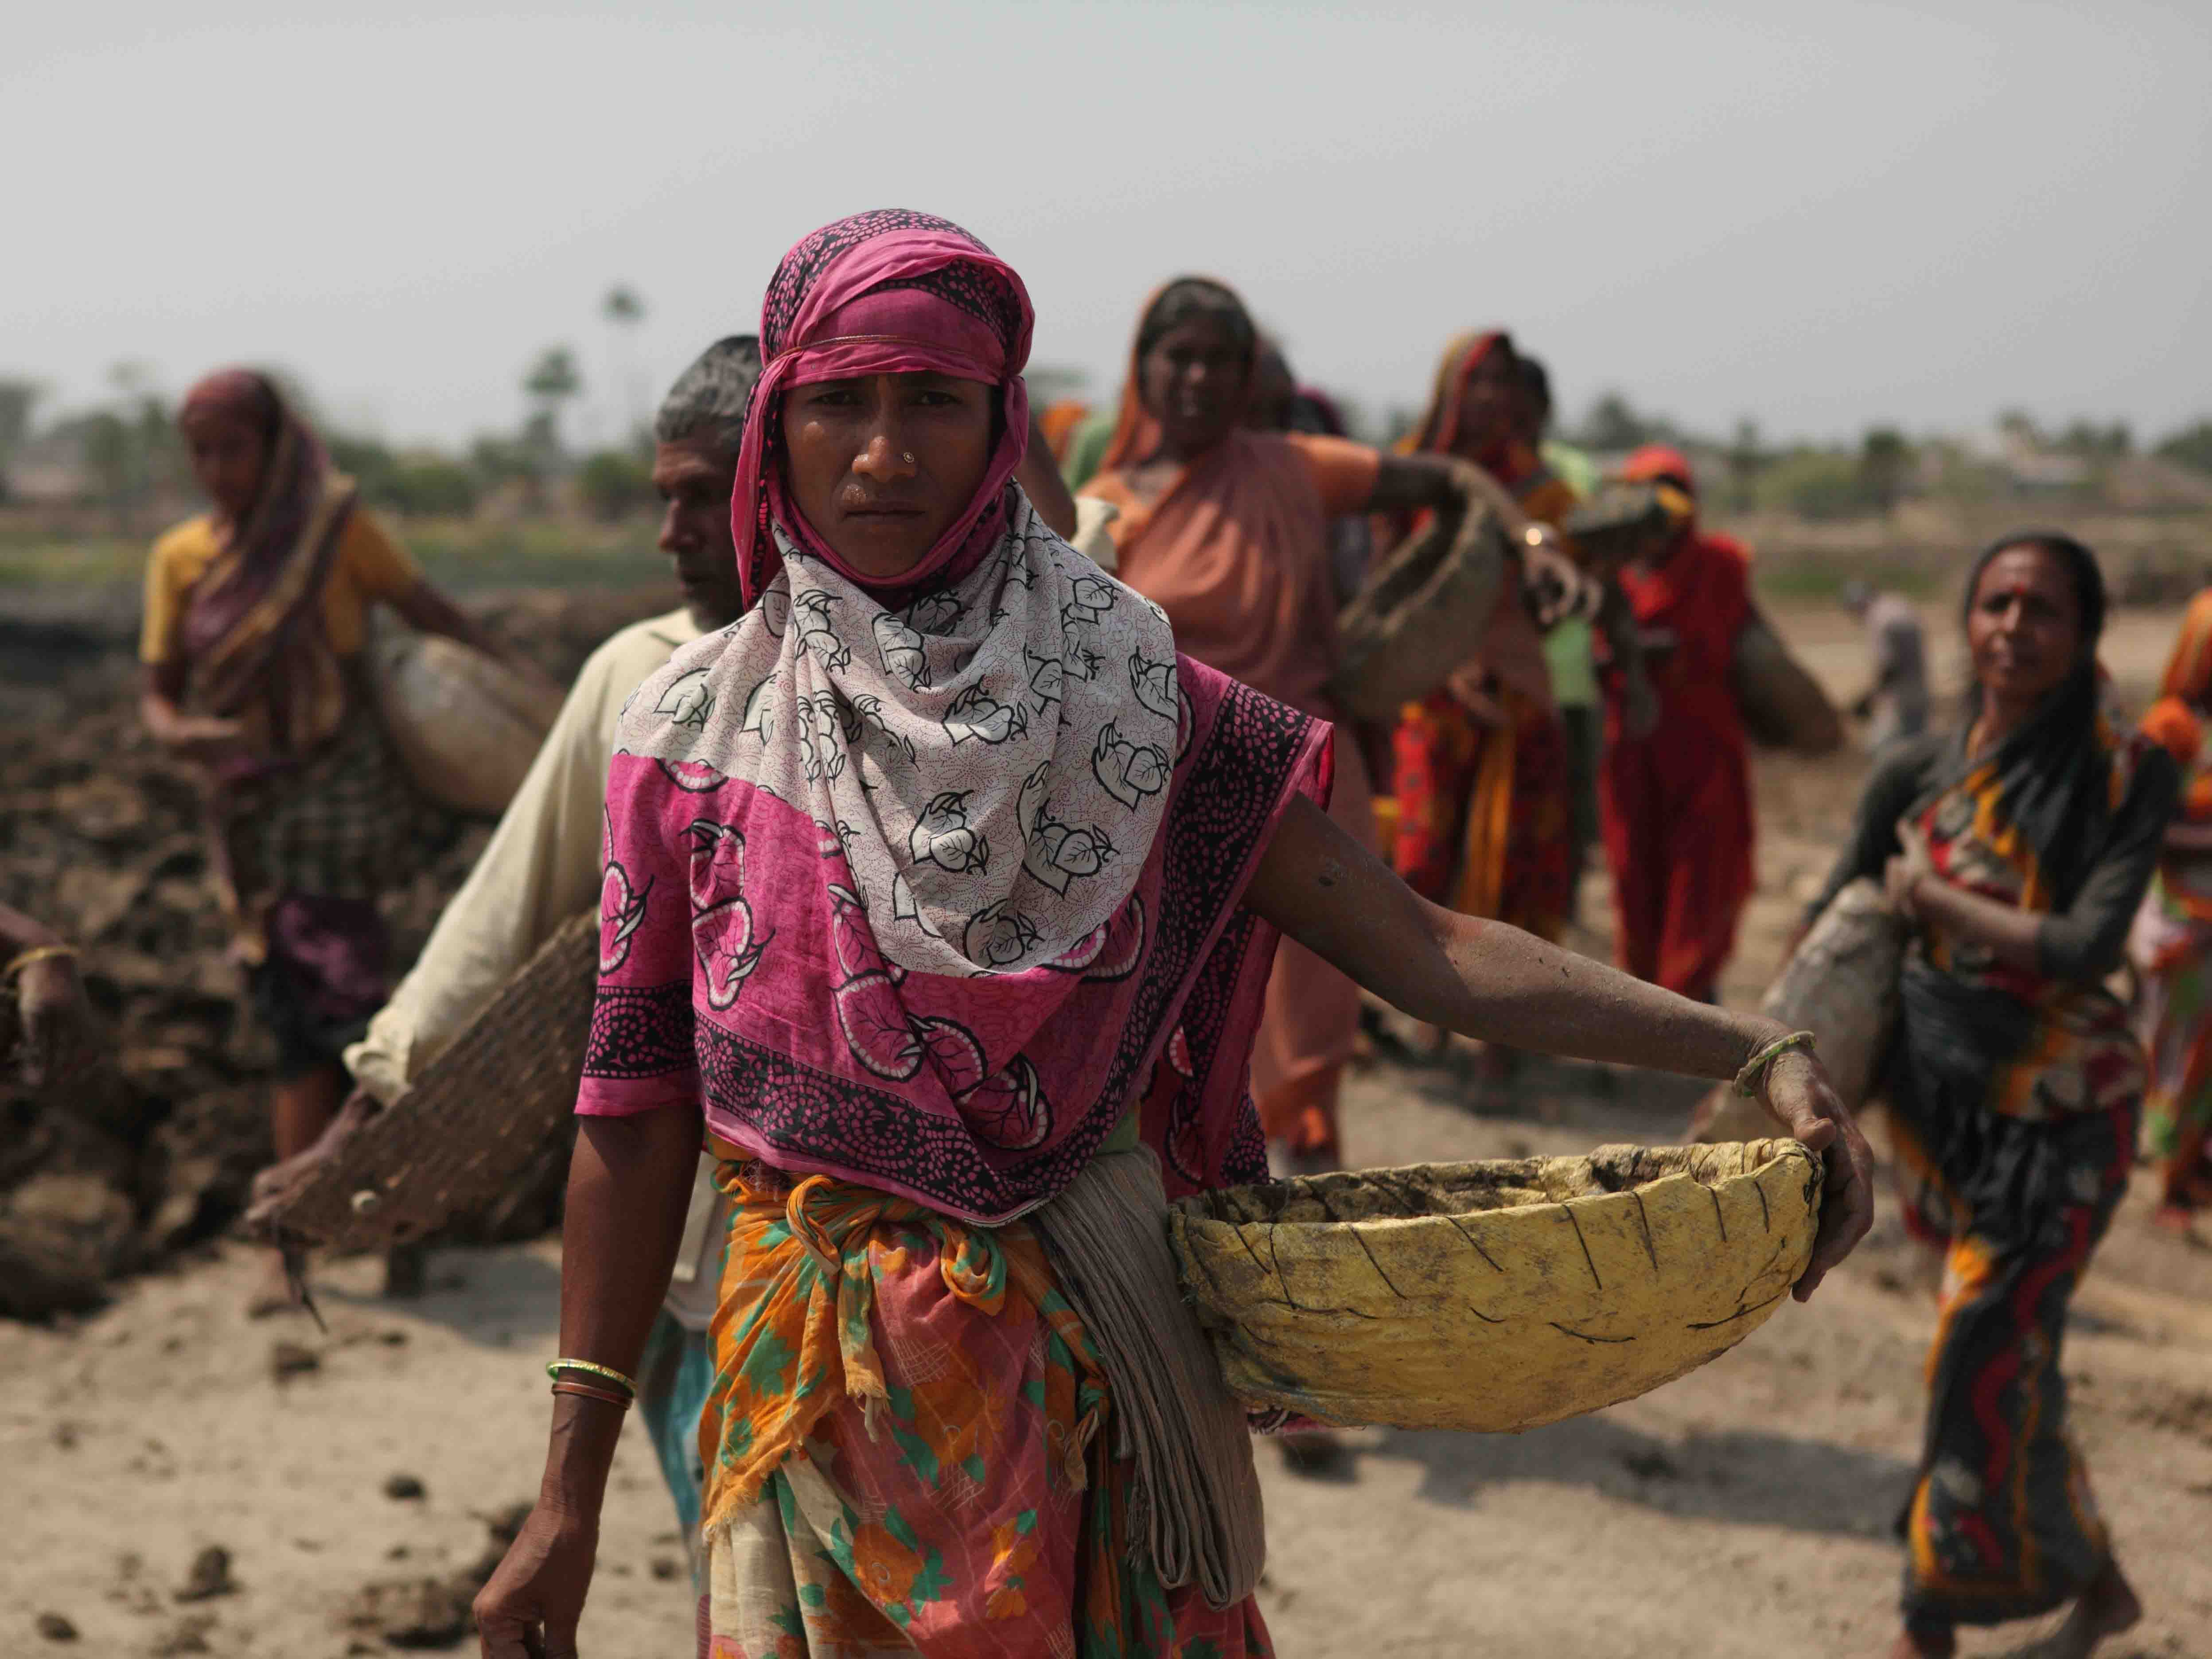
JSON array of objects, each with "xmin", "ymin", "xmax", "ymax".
[
  {"xmin": 618, "ymin": 492, "xmax": 1176, "ymax": 974},
  {"xmin": 599, "ymin": 863, "xmax": 648, "ymax": 974},
  {"xmin": 964, "ymin": 1055, "xmax": 1050, "ymax": 1149},
  {"xmin": 1023, "ymin": 795, "xmax": 1117, "ymax": 896},
  {"xmin": 942, "ymin": 682, "xmax": 1028, "ymax": 747},
  {"xmin": 686, "ymin": 819, "xmax": 771, "ymax": 1010},
  {"xmin": 657, "ymin": 666, "xmax": 714, "ymax": 728},
  {"xmin": 874, "ymin": 611, "xmax": 931, "ymax": 692},
  {"xmin": 1130, "ymin": 650, "xmax": 1181, "ymax": 724},
  {"xmin": 1022, "ymin": 646, "xmax": 1063, "ymax": 716},
  {"xmin": 908, "ymin": 791, "xmax": 989, "ymax": 875},
  {"xmin": 1093, "ymin": 722, "xmax": 1172, "ymax": 810},
  {"xmin": 791, "ymin": 588, "xmax": 849, "ymax": 670}
]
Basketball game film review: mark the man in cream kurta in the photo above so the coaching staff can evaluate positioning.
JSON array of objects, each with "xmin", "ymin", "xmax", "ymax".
[{"xmin": 312, "ymin": 339, "xmax": 765, "ymax": 1561}]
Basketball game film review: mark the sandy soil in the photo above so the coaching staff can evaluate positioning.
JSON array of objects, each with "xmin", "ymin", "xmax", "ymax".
[{"xmin": 8, "ymin": 599, "xmax": 2212, "ymax": 1659}]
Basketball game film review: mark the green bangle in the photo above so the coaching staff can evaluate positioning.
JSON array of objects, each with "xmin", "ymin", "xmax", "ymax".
[
  {"xmin": 1733, "ymin": 1030, "xmax": 1817, "ymax": 1098},
  {"xmin": 546, "ymin": 1357, "xmax": 637, "ymax": 1396}
]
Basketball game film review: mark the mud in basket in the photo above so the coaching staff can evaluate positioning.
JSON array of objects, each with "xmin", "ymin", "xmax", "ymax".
[
  {"xmin": 1326, "ymin": 497, "xmax": 1507, "ymax": 720},
  {"xmin": 1165, "ymin": 1140, "xmax": 1821, "ymax": 1432},
  {"xmin": 261, "ymin": 908, "xmax": 600, "ymax": 1252}
]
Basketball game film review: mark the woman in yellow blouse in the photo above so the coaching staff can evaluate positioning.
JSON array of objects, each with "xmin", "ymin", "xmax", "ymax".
[{"xmin": 140, "ymin": 367, "xmax": 537, "ymax": 1311}]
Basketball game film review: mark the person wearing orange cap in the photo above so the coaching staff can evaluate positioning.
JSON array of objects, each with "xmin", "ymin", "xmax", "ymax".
[{"xmin": 1600, "ymin": 445, "xmax": 1755, "ymax": 1001}]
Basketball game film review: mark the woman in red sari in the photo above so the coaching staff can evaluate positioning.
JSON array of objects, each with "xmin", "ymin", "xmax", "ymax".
[
  {"xmin": 1600, "ymin": 444, "xmax": 1755, "ymax": 1001},
  {"xmin": 1386, "ymin": 331, "xmax": 1580, "ymax": 949}
]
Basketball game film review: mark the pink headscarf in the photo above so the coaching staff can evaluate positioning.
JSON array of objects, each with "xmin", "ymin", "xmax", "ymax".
[{"xmin": 733, "ymin": 209, "xmax": 1036, "ymax": 607}]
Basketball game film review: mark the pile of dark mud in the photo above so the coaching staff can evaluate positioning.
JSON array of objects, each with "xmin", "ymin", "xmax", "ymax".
[{"xmin": 0, "ymin": 586, "xmax": 668, "ymax": 1319}]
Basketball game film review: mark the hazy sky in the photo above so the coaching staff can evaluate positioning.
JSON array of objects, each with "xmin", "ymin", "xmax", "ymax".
[{"xmin": 8, "ymin": 0, "xmax": 2208, "ymax": 450}]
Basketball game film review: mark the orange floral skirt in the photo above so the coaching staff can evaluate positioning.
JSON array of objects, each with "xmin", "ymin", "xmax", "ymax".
[{"xmin": 697, "ymin": 1157, "xmax": 1273, "ymax": 1658}]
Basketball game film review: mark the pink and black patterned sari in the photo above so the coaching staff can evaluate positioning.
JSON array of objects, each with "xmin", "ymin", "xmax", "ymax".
[{"xmin": 578, "ymin": 210, "xmax": 1323, "ymax": 1657}]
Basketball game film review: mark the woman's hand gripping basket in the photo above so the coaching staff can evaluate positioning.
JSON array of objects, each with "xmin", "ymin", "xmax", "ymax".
[{"xmin": 1165, "ymin": 1140, "xmax": 1822, "ymax": 1432}]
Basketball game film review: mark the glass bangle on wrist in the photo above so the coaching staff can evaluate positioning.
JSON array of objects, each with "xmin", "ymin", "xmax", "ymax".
[
  {"xmin": 1733, "ymin": 1030, "xmax": 1817, "ymax": 1098},
  {"xmin": 546, "ymin": 1357, "xmax": 637, "ymax": 1397},
  {"xmin": 4, "ymin": 944, "xmax": 77, "ymax": 981},
  {"xmin": 551, "ymin": 1379, "xmax": 633, "ymax": 1410}
]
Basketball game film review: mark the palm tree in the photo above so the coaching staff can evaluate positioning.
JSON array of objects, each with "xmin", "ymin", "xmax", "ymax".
[
  {"xmin": 601, "ymin": 286, "xmax": 647, "ymax": 447},
  {"xmin": 522, "ymin": 347, "xmax": 583, "ymax": 472}
]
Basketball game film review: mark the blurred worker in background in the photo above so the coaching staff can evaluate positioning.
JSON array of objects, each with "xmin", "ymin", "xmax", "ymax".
[
  {"xmin": 141, "ymin": 367, "xmax": 539, "ymax": 1315},
  {"xmin": 1601, "ymin": 444, "xmax": 1755, "ymax": 1002},
  {"xmin": 1386, "ymin": 331, "xmax": 1581, "ymax": 976},
  {"xmin": 3, "ymin": 901, "xmax": 91, "ymax": 1087},
  {"xmin": 1519, "ymin": 354, "xmax": 1603, "ymax": 924},
  {"xmin": 2130, "ymin": 585, "xmax": 2212, "ymax": 1235},
  {"xmin": 1842, "ymin": 578, "xmax": 1931, "ymax": 750},
  {"xmin": 1081, "ymin": 278, "xmax": 1495, "ymax": 1187}
]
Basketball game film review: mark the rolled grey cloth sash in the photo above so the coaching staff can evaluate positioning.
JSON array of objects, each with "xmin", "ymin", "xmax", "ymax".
[{"xmin": 1031, "ymin": 1145, "xmax": 1266, "ymax": 1609}]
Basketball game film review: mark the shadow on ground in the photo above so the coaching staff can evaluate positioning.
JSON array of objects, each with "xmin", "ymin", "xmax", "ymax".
[
  {"xmin": 1359, "ymin": 1415, "xmax": 1916, "ymax": 1541},
  {"xmin": 311, "ymin": 1240, "xmax": 564, "ymax": 1346}
]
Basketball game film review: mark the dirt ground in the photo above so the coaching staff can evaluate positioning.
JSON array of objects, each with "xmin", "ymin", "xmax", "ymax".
[{"xmin": 7, "ymin": 597, "xmax": 2212, "ymax": 1659}]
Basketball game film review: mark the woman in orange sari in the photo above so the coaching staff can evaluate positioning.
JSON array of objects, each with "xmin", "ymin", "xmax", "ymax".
[
  {"xmin": 1386, "ymin": 331, "xmax": 1580, "ymax": 951},
  {"xmin": 1079, "ymin": 279, "xmax": 1476, "ymax": 1172}
]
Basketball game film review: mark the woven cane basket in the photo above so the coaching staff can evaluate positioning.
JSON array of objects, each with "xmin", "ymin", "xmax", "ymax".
[
  {"xmin": 1165, "ymin": 1140, "xmax": 1821, "ymax": 1433},
  {"xmin": 263, "ymin": 908, "xmax": 600, "ymax": 1251},
  {"xmin": 1327, "ymin": 497, "xmax": 1507, "ymax": 720}
]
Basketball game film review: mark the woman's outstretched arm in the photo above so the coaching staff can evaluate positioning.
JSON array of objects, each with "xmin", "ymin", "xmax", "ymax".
[{"xmin": 1243, "ymin": 793, "xmax": 1875, "ymax": 1298}]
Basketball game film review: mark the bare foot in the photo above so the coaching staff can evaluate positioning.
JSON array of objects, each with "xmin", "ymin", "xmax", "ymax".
[
  {"xmin": 1884, "ymin": 1625, "xmax": 1953, "ymax": 1658},
  {"xmin": 2152, "ymin": 1202, "xmax": 2200, "ymax": 1242},
  {"xmin": 245, "ymin": 1250, "xmax": 302, "ymax": 1318},
  {"xmin": 2048, "ymin": 1558, "xmax": 2143, "ymax": 1658},
  {"xmin": 382, "ymin": 1242, "xmax": 427, "ymax": 1300}
]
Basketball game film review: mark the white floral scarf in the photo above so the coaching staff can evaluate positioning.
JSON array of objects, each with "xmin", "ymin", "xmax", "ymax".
[{"xmin": 627, "ymin": 491, "xmax": 1181, "ymax": 976}]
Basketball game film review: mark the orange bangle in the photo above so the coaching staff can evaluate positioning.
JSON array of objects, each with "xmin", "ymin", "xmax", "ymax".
[{"xmin": 550, "ymin": 1379, "xmax": 632, "ymax": 1410}]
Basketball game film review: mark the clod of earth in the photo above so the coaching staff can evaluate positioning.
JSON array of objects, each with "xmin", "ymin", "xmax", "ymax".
[
  {"xmin": 342, "ymin": 1577, "xmax": 473, "ymax": 1651},
  {"xmin": 1, "ymin": 592, "xmax": 663, "ymax": 1325},
  {"xmin": 149, "ymin": 1613, "xmax": 217, "ymax": 1656},
  {"xmin": 383, "ymin": 1472, "xmax": 427, "ymax": 1501},
  {"xmin": 269, "ymin": 1341, "xmax": 320, "ymax": 1381},
  {"xmin": 173, "ymin": 1546, "xmax": 235, "ymax": 1603},
  {"xmin": 35, "ymin": 1612, "xmax": 78, "ymax": 1642}
]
